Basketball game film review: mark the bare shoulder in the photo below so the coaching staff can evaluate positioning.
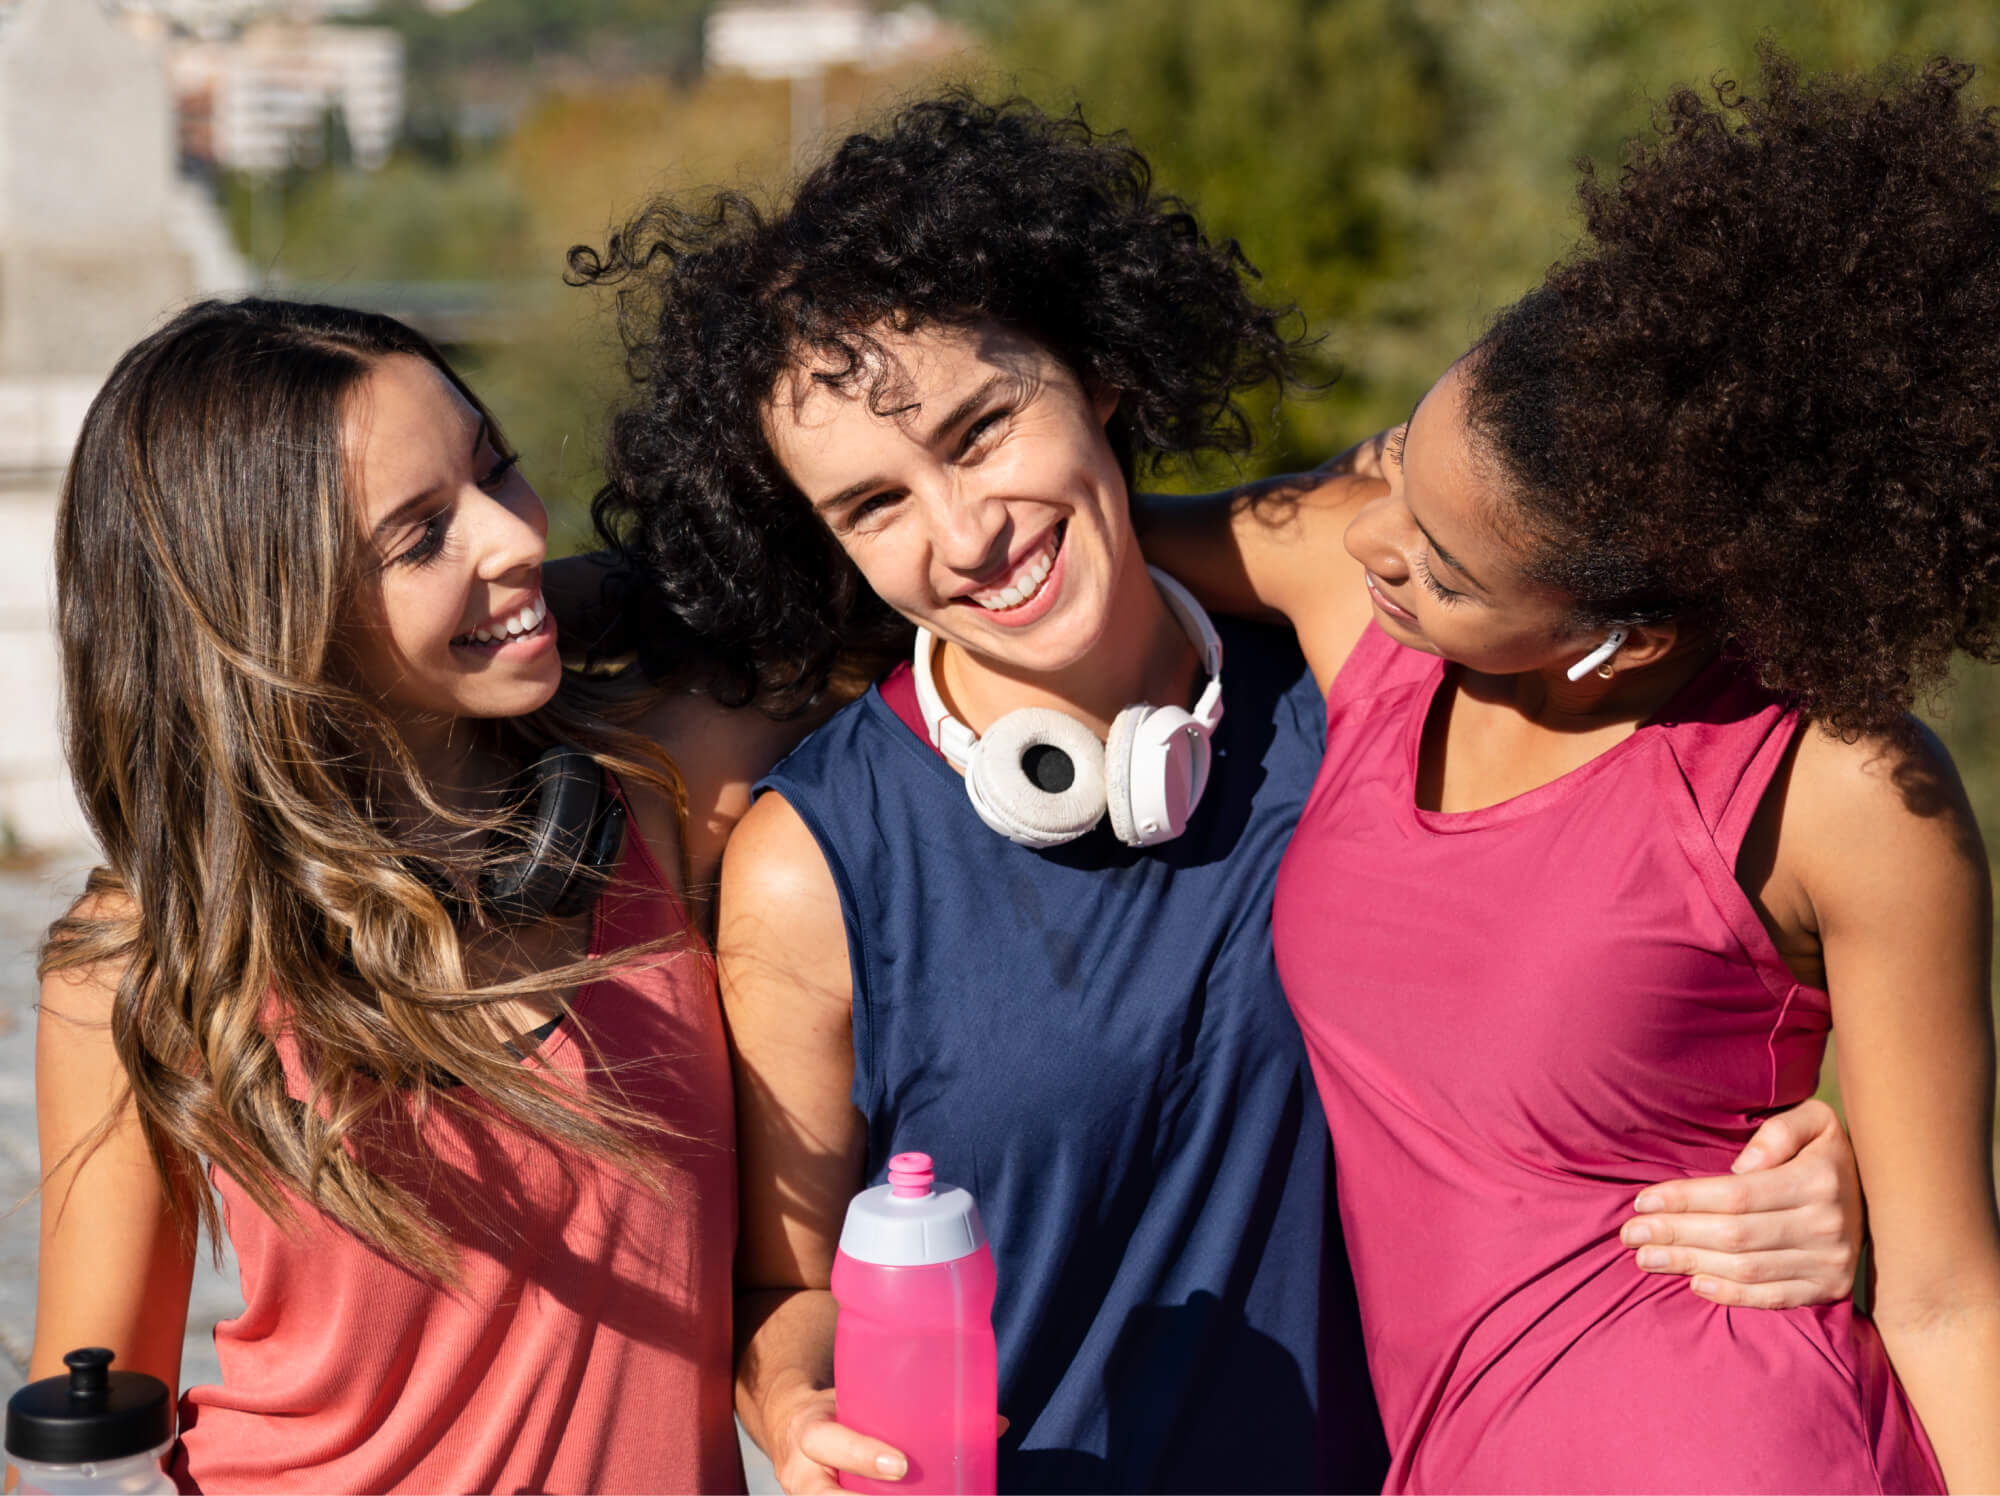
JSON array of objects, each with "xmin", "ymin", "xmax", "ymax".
[
  {"xmin": 720, "ymin": 790, "xmax": 844, "ymax": 928},
  {"xmin": 38, "ymin": 887, "xmax": 136, "ymax": 1027},
  {"xmin": 1785, "ymin": 718, "xmax": 1989, "ymax": 920}
]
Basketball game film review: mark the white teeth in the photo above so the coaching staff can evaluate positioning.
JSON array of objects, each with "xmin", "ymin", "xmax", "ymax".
[
  {"xmin": 455, "ymin": 593, "xmax": 545, "ymax": 646},
  {"xmin": 971, "ymin": 537, "xmax": 1058, "ymax": 612}
]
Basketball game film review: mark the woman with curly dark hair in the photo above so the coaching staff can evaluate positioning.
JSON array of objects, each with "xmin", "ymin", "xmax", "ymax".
[
  {"xmin": 1149, "ymin": 46, "xmax": 2000, "ymax": 1493},
  {"xmin": 574, "ymin": 91, "xmax": 1864, "ymax": 1493}
]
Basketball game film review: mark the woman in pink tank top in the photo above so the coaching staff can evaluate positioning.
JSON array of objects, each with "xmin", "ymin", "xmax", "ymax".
[
  {"xmin": 1151, "ymin": 50, "xmax": 2000, "ymax": 1492},
  {"xmin": 28, "ymin": 299, "xmax": 800, "ymax": 1492}
]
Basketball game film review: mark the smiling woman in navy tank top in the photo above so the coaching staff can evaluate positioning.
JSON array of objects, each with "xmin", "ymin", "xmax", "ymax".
[
  {"xmin": 577, "ymin": 90, "xmax": 1872, "ymax": 1493},
  {"xmin": 1147, "ymin": 49, "xmax": 2000, "ymax": 1494}
]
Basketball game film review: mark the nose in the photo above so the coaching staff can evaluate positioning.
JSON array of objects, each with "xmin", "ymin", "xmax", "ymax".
[
  {"xmin": 1343, "ymin": 488, "xmax": 1413, "ymax": 583},
  {"xmin": 469, "ymin": 473, "xmax": 549, "ymax": 584},
  {"xmin": 919, "ymin": 473, "xmax": 1010, "ymax": 576}
]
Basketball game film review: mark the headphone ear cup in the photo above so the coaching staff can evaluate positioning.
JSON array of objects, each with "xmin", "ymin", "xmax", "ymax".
[
  {"xmin": 1103, "ymin": 705, "xmax": 1146, "ymax": 846},
  {"xmin": 962, "ymin": 708, "xmax": 1109, "ymax": 848},
  {"xmin": 479, "ymin": 746, "xmax": 623, "ymax": 922},
  {"xmin": 1110, "ymin": 706, "xmax": 1208, "ymax": 847}
]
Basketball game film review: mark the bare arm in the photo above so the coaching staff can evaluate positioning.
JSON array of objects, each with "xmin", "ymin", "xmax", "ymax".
[
  {"xmin": 1132, "ymin": 456, "xmax": 1385, "ymax": 693},
  {"xmin": 721, "ymin": 793, "xmax": 907, "ymax": 1493},
  {"xmin": 1792, "ymin": 723, "xmax": 2000, "ymax": 1491},
  {"xmin": 30, "ymin": 952, "xmax": 195, "ymax": 1404}
]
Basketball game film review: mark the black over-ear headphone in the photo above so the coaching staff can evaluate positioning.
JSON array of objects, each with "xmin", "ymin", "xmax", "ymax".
[{"xmin": 474, "ymin": 745, "xmax": 626, "ymax": 923}]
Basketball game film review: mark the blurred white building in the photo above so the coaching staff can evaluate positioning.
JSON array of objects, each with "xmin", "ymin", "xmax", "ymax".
[
  {"xmin": 706, "ymin": 0, "xmax": 961, "ymax": 80},
  {"xmin": 171, "ymin": 20, "xmax": 404, "ymax": 171},
  {"xmin": 0, "ymin": 0, "xmax": 249, "ymax": 850}
]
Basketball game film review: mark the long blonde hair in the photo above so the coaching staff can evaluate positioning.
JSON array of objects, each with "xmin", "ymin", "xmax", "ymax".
[{"xmin": 43, "ymin": 298, "xmax": 688, "ymax": 1281}]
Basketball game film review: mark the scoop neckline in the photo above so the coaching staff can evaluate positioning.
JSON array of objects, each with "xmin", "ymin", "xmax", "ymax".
[{"xmin": 1402, "ymin": 651, "xmax": 1731, "ymax": 834}]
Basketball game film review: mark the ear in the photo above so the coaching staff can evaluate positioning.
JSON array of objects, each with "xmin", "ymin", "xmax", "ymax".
[
  {"xmin": 1610, "ymin": 620, "xmax": 1681, "ymax": 673},
  {"xmin": 1089, "ymin": 380, "xmax": 1121, "ymax": 427}
]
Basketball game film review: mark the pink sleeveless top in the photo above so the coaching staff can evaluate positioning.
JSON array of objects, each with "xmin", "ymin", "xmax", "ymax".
[
  {"xmin": 1274, "ymin": 624, "xmax": 1942, "ymax": 1494},
  {"xmin": 171, "ymin": 816, "xmax": 744, "ymax": 1495}
]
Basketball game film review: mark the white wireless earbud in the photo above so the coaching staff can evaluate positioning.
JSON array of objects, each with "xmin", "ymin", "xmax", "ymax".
[{"xmin": 1565, "ymin": 628, "xmax": 1629, "ymax": 683}]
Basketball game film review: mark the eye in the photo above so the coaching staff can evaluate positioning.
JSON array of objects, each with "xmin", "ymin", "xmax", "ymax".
[
  {"xmin": 958, "ymin": 409, "xmax": 1009, "ymax": 456},
  {"xmin": 1415, "ymin": 551, "xmax": 1464, "ymax": 606},
  {"xmin": 1386, "ymin": 425, "xmax": 1410, "ymax": 471},
  {"xmin": 479, "ymin": 451, "xmax": 521, "ymax": 491},
  {"xmin": 392, "ymin": 509, "xmax": 453, "ymax": 568},
  {"xmin": 842, "ymin": 489, "xmax": 905, "ymax": 533}
]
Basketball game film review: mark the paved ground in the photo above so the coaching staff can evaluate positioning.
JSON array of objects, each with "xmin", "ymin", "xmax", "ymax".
[{"xmin": 0, "ymin": 856, "xmax": 779, "ymax": 1490}]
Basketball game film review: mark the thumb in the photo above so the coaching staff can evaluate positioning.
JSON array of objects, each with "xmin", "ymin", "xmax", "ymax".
[{"xmin": 1731, "ymin": 1096, "xmax": 1836, "ymax": 1174}]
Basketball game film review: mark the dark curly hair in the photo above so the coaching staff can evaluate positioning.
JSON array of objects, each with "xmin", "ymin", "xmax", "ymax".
[
  {"xmin": 1464, "ymin": 45, "xmax": 2000, "ymax": 736},
  {"xmin": 570, "ymin": 91, "xmax": 1310, "ymax": 711}
]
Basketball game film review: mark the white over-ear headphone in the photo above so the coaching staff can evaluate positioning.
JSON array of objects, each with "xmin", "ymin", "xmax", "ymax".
[{"xmin": 912, "ymin": 567, "xmax": 1225, "ymax": 849}]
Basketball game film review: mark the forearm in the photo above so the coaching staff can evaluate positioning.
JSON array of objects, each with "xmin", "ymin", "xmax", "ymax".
[
  {"xmin": 1875, "ymin": 1298, "xmax": 2000, "ymax": 1492},
  {"xmin": 735, "ymin": 1285, "xmax": 840, "ymax": 1455}
]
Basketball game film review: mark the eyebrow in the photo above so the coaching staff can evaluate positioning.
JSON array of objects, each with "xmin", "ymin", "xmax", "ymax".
[
  {"xmin": 370, "ymin": 416, "xmax": 491, "ymax": 540},
  {"xmin": 810, "ymin": 374, "xmax": 1010, "ymax": 514}
]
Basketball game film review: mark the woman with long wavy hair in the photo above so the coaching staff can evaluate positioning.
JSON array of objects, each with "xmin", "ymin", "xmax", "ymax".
[{"xmin": 30, "ymin": 298, "xmax": 793, "ymax": 1492}]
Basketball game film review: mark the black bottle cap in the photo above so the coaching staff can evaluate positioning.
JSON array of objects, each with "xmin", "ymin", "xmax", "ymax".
[{"xmin": 5, "ymin": 1348, "xmax": 171, "ymax": 1465}]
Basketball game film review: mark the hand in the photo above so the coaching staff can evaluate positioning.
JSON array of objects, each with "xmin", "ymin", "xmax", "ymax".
[
  {"xmin": 1619, "ymin": 1097, "xmax": 1862, "ymax": 1309},
  {"xmin": 767, "ymin": 1388, "xmax": 909, "ymax": 1494}
]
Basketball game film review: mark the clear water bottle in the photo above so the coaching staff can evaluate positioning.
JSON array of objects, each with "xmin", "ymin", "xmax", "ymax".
[
  {"xmin": 832, "ymin": 1152, "xmax": 998, "ymax": 1495},
  {"xmin": 6, "ymin": 1349, "xmax": 175, "ymax": 1495}
]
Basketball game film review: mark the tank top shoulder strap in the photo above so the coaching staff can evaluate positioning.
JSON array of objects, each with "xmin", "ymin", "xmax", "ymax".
[
  {"xmin": 1647, "ymin": 658, "xmax": 1802, "ymax": 865},
  {"xmin": 1325, "ymin": 620, "xmax": 1440, "ymax": 713}
]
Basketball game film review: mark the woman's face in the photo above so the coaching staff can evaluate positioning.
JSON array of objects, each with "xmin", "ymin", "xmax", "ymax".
[
  {"xmin": 763, "ymin": 320, "xmax": 1132, "ymax": 678},
  {"xmin": 342, "ymin": 354, "xmax": 561, "ymax": 729},
  {"xmin": 1344, "ymin": 359, "xmax": 1605, "ymax": 675}
]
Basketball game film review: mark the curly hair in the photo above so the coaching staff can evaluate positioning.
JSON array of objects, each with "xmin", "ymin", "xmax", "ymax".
[
  {"xmin": 570, "ymin": 91, "xmax": 1311, "ymax": 711},
  {"xmin": 1464, "ymin": 45, "xmax": 2000, "ymax": 735}
]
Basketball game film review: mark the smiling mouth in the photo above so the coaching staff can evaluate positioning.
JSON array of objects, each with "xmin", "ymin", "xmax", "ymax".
[
  {"xmin": 966, "ymin": 524, "xmax": 1065, "ymax": 613},
  {"xmin": 451, "ymin": 593, "xmax": 548, "ymax": 648},
  {"xmin": 1364, "ymin": 572, "xmax": 1418, "ymax": 623}
]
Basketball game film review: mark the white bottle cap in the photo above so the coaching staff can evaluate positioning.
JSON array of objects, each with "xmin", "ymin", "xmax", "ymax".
[{"xmin": 837, "ymin": 1152, "xmax": 988, "ymax": 1268}]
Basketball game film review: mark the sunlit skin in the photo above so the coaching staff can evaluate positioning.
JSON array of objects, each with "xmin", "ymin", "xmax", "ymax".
[
  {"xmin": 343, "ymin": 354, "xmax": 562, "ymax": 775},
  {"xmin": 764, "ymin": 320, "xmax": 1196, "ymax": 738}
]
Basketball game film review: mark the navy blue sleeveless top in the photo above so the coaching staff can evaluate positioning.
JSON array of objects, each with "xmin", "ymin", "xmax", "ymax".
[{"xmin": 758, "ymin": 618, "xmax": 1385, "ymax": 1493}]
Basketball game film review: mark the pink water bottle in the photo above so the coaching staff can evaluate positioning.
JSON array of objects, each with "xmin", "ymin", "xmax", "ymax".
[{"xmin": 832, "ymin": 1151, "xmax": 997, "ymax": 1494}]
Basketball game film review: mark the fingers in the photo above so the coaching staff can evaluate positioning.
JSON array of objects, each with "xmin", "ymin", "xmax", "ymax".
[
  {"xmin": 1623, "ymin": 1209, "xmax": 1794, "ymax": 1255},
  {"xmin": 1629, "ymin": 1237, "xmax": 1850, "ymax": 1307},
  {"xmin": 1729, "ymin": 1096, "xmax": 1837, "ymax": 1173},
  {"xmin": 794, "ymin": 1416, "xmax": 908, "ymax": 1488},
  {"xmin": 1688, "ymin": 1270, "xmax": 1828, "ymax": 1311},
  {"xmin": 1633, "ymin": 1155, "xmax": 1837, "ymax": 1216}
]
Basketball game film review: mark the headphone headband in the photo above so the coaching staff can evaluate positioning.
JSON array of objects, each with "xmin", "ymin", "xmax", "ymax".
[{"xmin": 912, "ymin": 565, "xmax": 1224, "ymax": 763}]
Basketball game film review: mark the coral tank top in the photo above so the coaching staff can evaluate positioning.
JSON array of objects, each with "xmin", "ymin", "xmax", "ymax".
[
  {"xmin": 1273, "ymin": 623, "xmax": 1942, "ymax": 1493},
  {"xmin": 171, "ymin": 812, "xmax": 743, "ymax": 1494}
]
